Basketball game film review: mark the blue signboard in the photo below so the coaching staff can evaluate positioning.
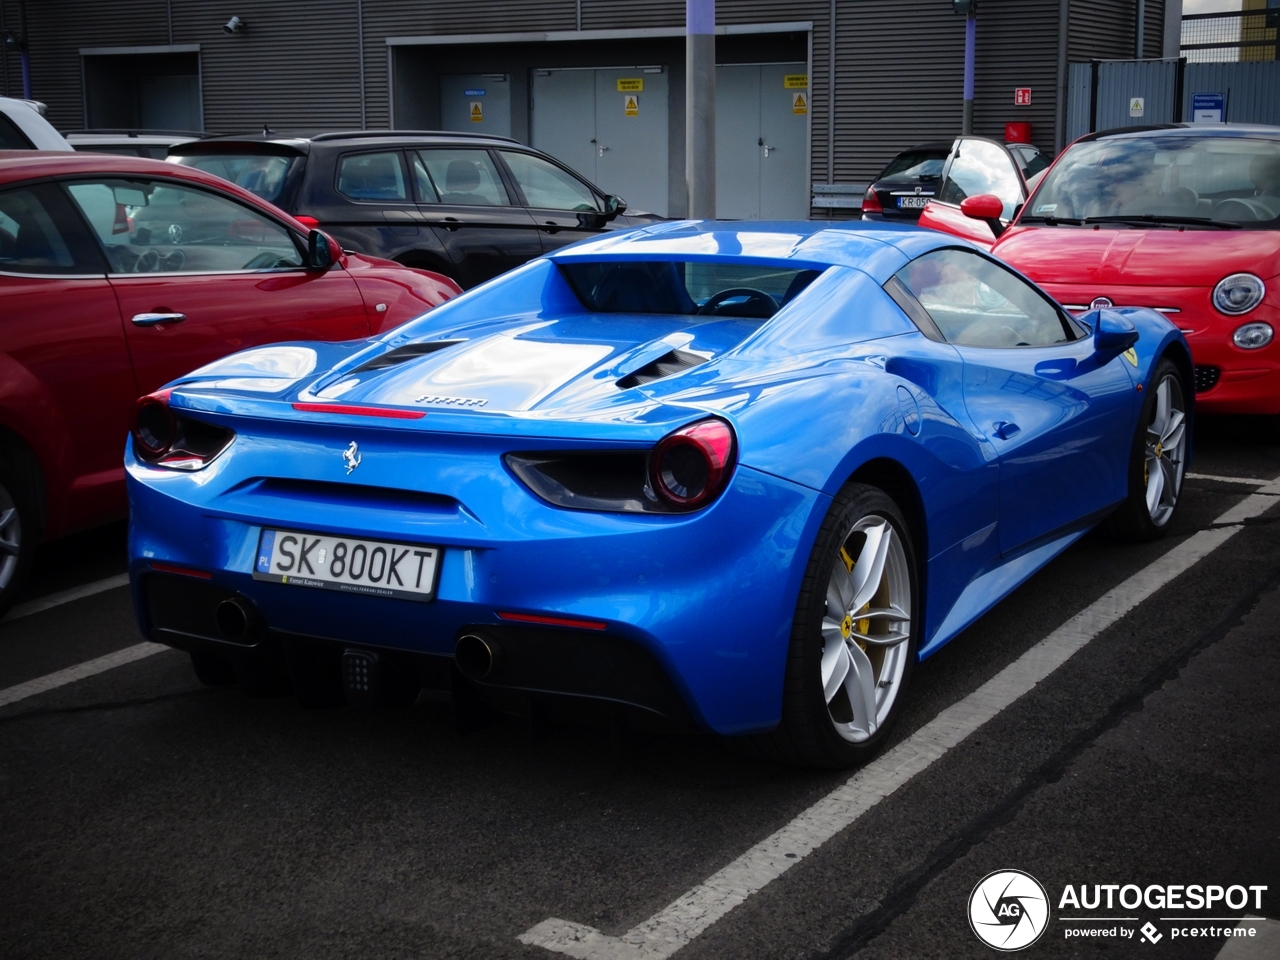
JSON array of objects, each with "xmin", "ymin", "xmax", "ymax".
[
  {"xmin": 464, "ymin": 89, "xmax": 486, "ymax": 97},
  {"xmin": 1191, "ymin": 93, "xmax": 1225, "ymax": 123}
]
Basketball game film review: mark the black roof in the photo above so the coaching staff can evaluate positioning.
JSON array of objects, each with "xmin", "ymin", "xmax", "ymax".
[{"xmin": 174, "ymin": 129, "xmax": 522, "ymax": 157}]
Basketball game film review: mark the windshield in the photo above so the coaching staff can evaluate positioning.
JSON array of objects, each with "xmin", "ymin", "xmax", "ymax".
[
  {"xmin": 1026, "ymin": 135, "xmax": 1280, "ymax": 228},
  {"xmin": 879, "ymin": 150, "xmax": 947, "ymax": 181},
  {"xmin": 170, "ymin": 153, "xmax": 301, "ymax": 204},
  {"xmin": 560, "ymin": 262, "xmax": 822, "ymax": 318}
]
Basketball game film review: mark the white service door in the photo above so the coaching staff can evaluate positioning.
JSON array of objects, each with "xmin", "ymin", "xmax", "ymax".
[
  {"xmin": 440, "ymin": 74, "xmax": 512, "ymax": 139},
  {"xmin": 530, "ymin": 70, "xmax": 596, "ymax": 185},
  {"xmin": 532, "ymin": 68, "xmax": 669, "ymax": 217},
  {"xmin": 715, "ymin": 63, "xmax": 808, "ymax": 220}
]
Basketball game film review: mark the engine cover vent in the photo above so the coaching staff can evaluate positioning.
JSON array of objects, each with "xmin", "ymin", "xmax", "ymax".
[
  {"xmin": 616, "ymin": 349, "xmax": 706, "ymax": 389},
  {"xmin": 356, "ymin": 340, "xmax": 464, "ymax": 372}
]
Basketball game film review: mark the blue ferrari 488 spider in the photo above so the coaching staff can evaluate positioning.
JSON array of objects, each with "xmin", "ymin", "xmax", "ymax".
[{"xmin": 126, "ymin": 221, "xmax": 1191, "ymax": 767}]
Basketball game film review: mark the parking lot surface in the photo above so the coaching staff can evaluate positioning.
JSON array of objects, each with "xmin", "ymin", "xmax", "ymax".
[{"xmin": 1, "ymin": 416, "xmax": 1277, "ymax": 960}]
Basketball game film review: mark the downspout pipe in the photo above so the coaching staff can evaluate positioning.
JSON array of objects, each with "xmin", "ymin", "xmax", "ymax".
[
  {"xmin": 962, "ymin": 14, "xmax": 975, "ymax": 135},
  {"xmin": 1055, "ymin": 0, "xmax": 1069, "ymax": 153},
  {"xmin": 686, "ymin": 0, "xmax": 715, "ymax": 219}
]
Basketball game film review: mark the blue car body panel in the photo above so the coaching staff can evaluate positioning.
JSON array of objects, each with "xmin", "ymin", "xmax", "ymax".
[{"xmin": 127, "ymin": 221, "xmax": 1189, "ymax": 735}]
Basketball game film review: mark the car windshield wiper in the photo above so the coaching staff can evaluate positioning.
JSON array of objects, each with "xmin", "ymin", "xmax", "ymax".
[
  {"xmin": 1019, "ymin": 215, "xmax": 1086, "ymax": 225},
  {"xmin": 1083, "ymin": 214, "xmax": 1241, "ymax": 229}
]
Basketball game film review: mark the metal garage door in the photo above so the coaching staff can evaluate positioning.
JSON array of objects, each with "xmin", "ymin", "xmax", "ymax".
[
  {"xmin": 531, "ymin": 67, "xmax": 670, "ymax": 217},
  {"xmin": 440, "ymin": 74, "xmax": 512, "ymax": 139},
  {"xmin": 716, "ymin": 63, "xmax": 808, "ymax": 220}
]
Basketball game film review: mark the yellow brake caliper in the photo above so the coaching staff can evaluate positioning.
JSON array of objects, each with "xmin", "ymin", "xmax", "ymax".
[{"xmin": 839, "ymin": 547, "xmax": 870, "ymax": 652}]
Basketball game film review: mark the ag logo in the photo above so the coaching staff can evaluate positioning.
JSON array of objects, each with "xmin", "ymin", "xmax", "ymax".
[{"xmin": 968, "ymin": 869, "xmax": 1049, "ymax": 951}]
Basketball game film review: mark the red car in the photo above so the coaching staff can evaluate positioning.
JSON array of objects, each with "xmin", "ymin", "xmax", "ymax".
[
  {"xmin": 919, "ymin": 124, "xmax": 1280, "ymax": 417},
  {"xmin": 0, "ymin": 152, "xmax": 459, "ymax": 613}
]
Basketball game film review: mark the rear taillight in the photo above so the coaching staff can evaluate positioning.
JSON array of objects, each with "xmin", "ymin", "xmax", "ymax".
[
  {"xmin": 132, "ymin": 392, "xmax": 177, "ymax": 458},
  {"xmin": 294, "ymin": 215, "xmax": 321, "ymax": 229},
  {"xmin": 131, "ymin": 391, "xmax": 235, "ymax": 471},
  {"xmin": 650, "ymin": 418, "xmax": 736, "ymax": 510},
  {"xmin": 862, "ymin": 188, "xmax": 883, "ymax": 215}
]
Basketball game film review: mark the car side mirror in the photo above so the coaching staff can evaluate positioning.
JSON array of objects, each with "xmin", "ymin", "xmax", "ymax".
[
  {"xmin": 604, "ymin": 194, "xmax": 626, "ymax": 220},
  {"xmin": 1092, "ymin": 310, "xmax": 1140, "ymax": 363},
  {"xmin": 306, "ymin": 229, "xmax": 335, "ymax": 270},
  {"xmin": 960, "ymin": 194, "xmax": 1007, "ymax": 238}
]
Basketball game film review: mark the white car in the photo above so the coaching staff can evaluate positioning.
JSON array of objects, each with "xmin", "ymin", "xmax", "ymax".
[{"xmin": 0, "ymin": 97, "xmax": 73, "ymax": 151}]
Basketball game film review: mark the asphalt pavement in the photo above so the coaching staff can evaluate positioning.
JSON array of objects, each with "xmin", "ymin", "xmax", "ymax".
[{"xmin": 0, "ymin": 414, "xmax": 1277, "ymax": 960}]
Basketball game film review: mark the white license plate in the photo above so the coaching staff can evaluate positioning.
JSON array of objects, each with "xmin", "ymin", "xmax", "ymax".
[
  {"xmin": 897, "ymin": 196, "xmax": 930, "ymax": 209},
  {"xmin": 253, "ymin": 529, "xmax": 440, "ymax": 602}
]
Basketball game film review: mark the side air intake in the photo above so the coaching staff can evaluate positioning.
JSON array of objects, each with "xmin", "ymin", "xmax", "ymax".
[{"xmin": 616, "ymin": 350, "xmax": 706, "ymax": 389}]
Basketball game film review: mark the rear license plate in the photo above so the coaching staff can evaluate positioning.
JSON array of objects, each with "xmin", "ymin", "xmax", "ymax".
[
  {"xmin": 253, "ymin": 528, "xmax": 440, "ymax": 602},
  {"xmin": 897, "ymin": 196, "xmax": 930, "ymax": 209}
]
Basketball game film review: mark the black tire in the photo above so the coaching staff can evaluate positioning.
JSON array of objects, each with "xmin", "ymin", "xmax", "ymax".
[
  {"xmin": 1108, "ymin": 358, "xmax": 1188, "ymax": 543},
  {"xmin": 758, "ymin": 483, "xmax": 920, "ymax": 768},
  {"xmin": 0, "ymin": 441, "xmax": 43, "ymax": 620},
  {"xmin": 190, "ymin": 651, "xmax": 238, "ymax": 687}
]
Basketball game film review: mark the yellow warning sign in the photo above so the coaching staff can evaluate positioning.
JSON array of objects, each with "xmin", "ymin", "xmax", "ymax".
[
  {"xmin": 617, "ymin": 78, "xmax": 644, "ymax": 92},
  {"xmin": 624, "ymin": 94, "xmax": 639, "ymax": 117},
  {"xmin": 791, "ymin": 92, "xmax": 807, "ymax": 115},
  {"xmin": 784, "ymin": 74, "xmax": 808, "ymax": 89},
  {"xmin": 469, "ymin": 101, "xmax": 483, "ymax": 122}
]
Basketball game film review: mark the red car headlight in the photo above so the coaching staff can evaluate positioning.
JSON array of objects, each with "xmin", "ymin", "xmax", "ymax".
[{"xmin": 1213, "ymin": 273, "xmax": 1265, "ymax": 316}]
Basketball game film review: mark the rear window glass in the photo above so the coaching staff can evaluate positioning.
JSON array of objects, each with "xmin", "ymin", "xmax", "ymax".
[
  {"xmin": 560, "ymin": 262, "xmax": 822, "ymax": 318},
  {"xmin": 172, "ymin": 154, "xmax": 299, "ymax": 203},
  {"xmin": 879, "ymin": 150, "xmax": 948, "ymax": 181},
  {"xmin": 337, "ymin": 151, "xmax": 408, "ymax": 202}
]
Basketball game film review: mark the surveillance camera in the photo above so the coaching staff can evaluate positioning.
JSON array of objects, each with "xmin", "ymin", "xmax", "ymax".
[{"xmin": 223, "ymin": 16, "xmax": 245, "ymax": 35}]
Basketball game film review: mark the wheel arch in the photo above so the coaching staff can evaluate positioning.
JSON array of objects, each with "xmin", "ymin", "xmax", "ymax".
[
  {"xmin": 0, "ymin": 424, "xmax": 47, "ymax": 538},
  {"xmin": 847, "ymin": 457, "xmax": 928, "ymax": 582}
]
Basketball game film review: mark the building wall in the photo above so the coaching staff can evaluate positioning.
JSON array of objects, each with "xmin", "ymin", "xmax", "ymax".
[{"xmin": 3, "ymin": 0, "xmax": 1149, "ymax": 193}]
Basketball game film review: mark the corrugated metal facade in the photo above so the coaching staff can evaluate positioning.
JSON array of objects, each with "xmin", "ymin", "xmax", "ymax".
[
  {"xmin": 1093, "ymin": 58, "xmax": 1179, "ymax": 128},
  {"xmin": 1182, "ymin": 61, "xmax": 1280, "ymax": 124},
  {"xmin": 3, "ymin": 0, "xmax": 1154, "ymax": 203}
]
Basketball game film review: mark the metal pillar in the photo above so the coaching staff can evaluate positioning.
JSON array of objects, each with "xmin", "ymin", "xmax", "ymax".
[
  {"xmin": 963, "ymin": 14, "xmax": 975, "ymax": 135},
  {"xmin": 686, "ymin": 0, "xmax": 716, "ymax": 219}
]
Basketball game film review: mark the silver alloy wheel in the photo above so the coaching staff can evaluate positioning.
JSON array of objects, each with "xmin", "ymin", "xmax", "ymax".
[
  {"xmin": 0, "ymin": 484, "xmax": 20, "ymax": 593},
  {"xmin": 1145, "ymin": 373, "xmax": 1187, "ymax": 527},
  {"xmin": 820, "ymin": 516, "xmax": 912, "ymax": 743}
]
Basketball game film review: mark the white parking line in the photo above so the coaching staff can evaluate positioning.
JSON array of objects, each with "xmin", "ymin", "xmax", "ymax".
[
  {"xmin": 2, "ymin": 573, "xmax": 130, "ymax": 624},
  {"xmin": 0, "ymin": 642, "xmax": 168, "ymax": 709},
  {"xmin": 520, "ymin": 477, "xmax": 1280, "ymax": 960},
  {"xmin": 1186, "ymin": 473, "xmax": 1270, "ymax": 487}
]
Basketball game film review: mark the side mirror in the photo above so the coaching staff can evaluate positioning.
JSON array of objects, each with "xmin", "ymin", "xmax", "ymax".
[
  {"xmin": 604, "ymin": 194, "xmax": 626, "ymax": 220},
  {"xmin": 306, "ymin": 229, "xmax": 335, "ymax": 270},
  {"xmin": 960, "ymin": 194, "xmax": 1007, "ymax": 238},
  {"xmin": 1092, "ymin": 310, "xmax": 1139, "ymax": 363}
]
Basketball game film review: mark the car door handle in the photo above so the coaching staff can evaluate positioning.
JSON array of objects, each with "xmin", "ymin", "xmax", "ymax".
[
  {"xmin": 992, "ymin": 421, "xmax": 1021, "ymax": 440},
  {"xmin": 131, "ymin": 312, "xmax": 187, "ymax": 326},
  {"xmin": 435, "ymin": 217, "xmax": 461, "ymax": 231}
]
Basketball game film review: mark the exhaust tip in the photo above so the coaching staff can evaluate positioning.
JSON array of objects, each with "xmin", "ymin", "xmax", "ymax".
[
  {"xmin": 215, "ymin": 597, "xmax": 253, "ymax": 642},
  {"xmin": 455, "ymin": 633, "xmax": 500, "ymax": 681}
]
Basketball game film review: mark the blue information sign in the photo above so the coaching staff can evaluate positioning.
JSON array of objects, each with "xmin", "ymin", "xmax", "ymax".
[
  {"xmin": 464, "ymin": 89, "xmax": 486, "ymax": 97},
  {"xmin": 1191, "ymin": 93, "xmax": 1225, "ymax": 123}
]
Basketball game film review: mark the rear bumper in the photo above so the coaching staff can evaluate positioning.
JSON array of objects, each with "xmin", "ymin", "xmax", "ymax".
[{"xmin": 127, "ymin": 455, "xmax": 827, "ymax": 735}]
